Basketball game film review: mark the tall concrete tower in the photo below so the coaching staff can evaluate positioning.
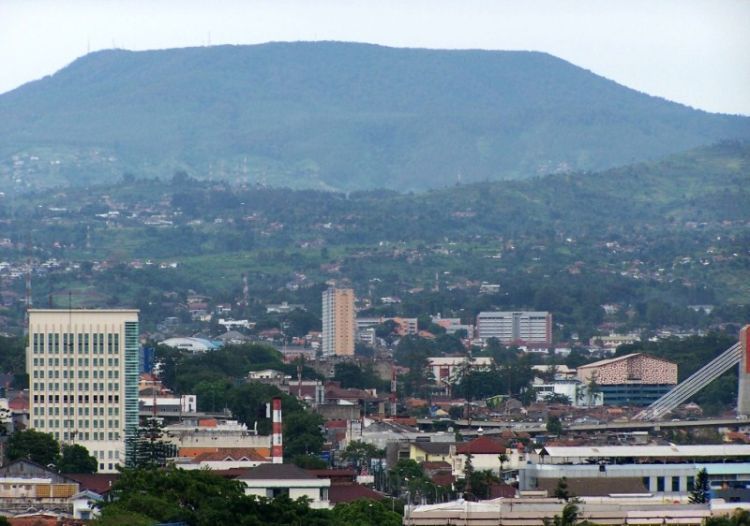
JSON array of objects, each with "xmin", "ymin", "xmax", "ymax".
[
  {"xmin": 739, "ymin": 325, "xmax": 750, "ymax": 416},
  {"xmin": 321, "ymin": 288, "xmax": 355, "ymax": 356}
]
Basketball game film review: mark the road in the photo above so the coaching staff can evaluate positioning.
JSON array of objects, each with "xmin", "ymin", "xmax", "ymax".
[{"xmin": 417, "ymin": 417, "xmax": 747, "ymax": 434}]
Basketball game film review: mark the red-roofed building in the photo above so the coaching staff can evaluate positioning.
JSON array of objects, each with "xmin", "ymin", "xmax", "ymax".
[
  {"xmin": 64, "ymin": 473, "xmax": 119, "ymax": 497},
  {"xmin": 8, "ymin": 395, "xmax": 29, "ymax": 412},
  {"xmin": 324, "ymin": 383, "xmax": 381, "ymax": 405},
  {"xmin": 306, "ymin": 468, "xmax": 386, "ymax": 504},
  {"xmin": 455, "ymin": 436, "xmax": 506, "ymax": 455},
  {"xmin": 452, "ymin": 436, "xmax": 519, "ymax": 477},
  {"xmin": 421, "ymin": 461, "xmax": 455, "ymax": 487},
  {"xmin": 329, "ymin": 484, "xmax": 385, "ymax": 504}
]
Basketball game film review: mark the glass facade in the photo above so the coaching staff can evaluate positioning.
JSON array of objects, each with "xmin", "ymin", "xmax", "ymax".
[{"xmin": 124, "ymin": 320, "xmax": 140, "ymax": 467}]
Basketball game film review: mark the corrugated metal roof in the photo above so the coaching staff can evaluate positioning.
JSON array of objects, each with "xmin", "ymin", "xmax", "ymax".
[{"xmin": 541, "ymin": 444, "xmax": 750, "ymax": 458}]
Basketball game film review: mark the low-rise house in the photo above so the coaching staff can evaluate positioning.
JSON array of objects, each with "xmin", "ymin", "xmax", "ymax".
[
  {"xmin": 164, "ymin": 418, "xmax": 270, "ymax": 455},
  {"xmin": 70, "ymin": 489, "xmax": 103, "ymax": 520},
  {"xmin": 139, "ymin": 394, "xmax": 197, "ymax": 414},
  {"xmin": 247, "ymin": 370, "xmax": 325, "ymax": 405},
  {"xmin": 421, "ymin": 461, "xmax": 455, "ymax": 487},
  {"xmin": 0, "ymin": 460, "xmax": 79, "ymax": 516},
  {"xmin": 231, "ymin": 464, "xmax": 331, "ymax": 509},
  {"xmin": 175, "ymin": 447, "xmax": 269, "ymax": 470},
  {"xmin": 306, "ymin": 469, "xmax": 385, "ymax": 505},
  {"xmin": 215, "ymin": 330, "xmax": 250, "ymax": 345},
  {"xmin": 452, "ymin": 436, "xmax": 509, "ymax": 477},
  {"xmin": 410, "ymin": 442, "xmax": 454, "ymax": 464}
]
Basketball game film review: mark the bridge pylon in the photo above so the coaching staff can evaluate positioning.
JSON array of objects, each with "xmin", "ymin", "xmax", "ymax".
[{"xmin": 738, "ymin": 325, "xmax": 750, "ymax": 417}]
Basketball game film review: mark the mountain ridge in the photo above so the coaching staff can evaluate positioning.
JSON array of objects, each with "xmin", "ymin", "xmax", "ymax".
[{"xmin": 1, "ymin": 41, "xmax": 749, "ymax": 191}]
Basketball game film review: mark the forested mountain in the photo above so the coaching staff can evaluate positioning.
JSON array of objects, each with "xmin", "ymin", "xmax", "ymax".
[
  {"xmin": 1, "ymin": 142, "xmax": 748, "ymax": 336},
  {"xmin": 1, "ymin": 42, "xmax": 749, "ymax": 191}
]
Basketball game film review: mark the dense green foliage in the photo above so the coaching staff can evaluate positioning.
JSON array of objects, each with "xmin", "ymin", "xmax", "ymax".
[
  {"xmin": 129, "ymin": 417, "xmax": 177, "ymax": 469},
  {"xmin": 97, "ymin": 467, "xmax": 328, "ymax": 526},
  {"xmin": 546, "ymin": 415, "xmax": 563, "ymax": 435},
  {"xmin": 341, "ymin": 441, "xmax": 384, "ymax": 470},
  {"xmin": 95, "ymin": 466, "xmax": 399, "ymax": 526},
  {"xmin": 0, "ymin": 336, "xmax": 27, "ymax": 389},
  {"xmin": 689, "ymin": 467, "xmax": 711, "ymax": 504},
  {"xmin": 157, "ymin": 344, "xmax": 325, "ymax": 459},
  {"xmin": 1, "ymin": 42, "xmax": 749, "ymax": 191},
  {"xmin": 543, "ymin": 499, "xmax": 585, "ymax": 526},
  {"xmin": 387, "ymin": 459, "xmax": 453, "ymax": 503},
  {"xmin": 0, "ymin": 336, "xmax": 24, "ymax": 373},
  {"xmin": 0, "ymin": 142, "xmax": 748, "ymax": 339},
  {"xmin": 330, "ymin": 500, "xmax": 402, "ymax": 526},
  {"xmin": 333, "ymin": 362, "xmax": 388, "ymax": 391},
  {"xmin": 703, "ymin": 509, "xmax": 750, "ymax": 526},
  {"xmin": 6, "ymin": 429, "xmax": 96, "ymax": 472},
  {"xmin": 6, "ymin": 429, "xmax": 61, "ymax": 466},
  {"xmin": 58, "ymin": 443, "xmax": 98, "ymax": 473}
]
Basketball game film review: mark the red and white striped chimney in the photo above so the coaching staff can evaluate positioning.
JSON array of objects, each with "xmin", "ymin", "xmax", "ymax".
[{"xmin": 271, "ymin": 396, "xmax": 283, "ymax": 464}]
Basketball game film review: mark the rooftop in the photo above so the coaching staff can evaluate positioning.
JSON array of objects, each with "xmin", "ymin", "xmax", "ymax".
[
  {"xmin": 232, "ymin": 463, "xmax": 317, "ymax": 480},
  {"xmin": 577, "ymin": 353, "xmax": 674, "ymax": 369},
  {"xmin": 540, "ymin": 444, "xmax": 750, "ymax": 458},
  {"xmin": 456, "ymin": 436, "xmax": 506, "ymax": 455}
]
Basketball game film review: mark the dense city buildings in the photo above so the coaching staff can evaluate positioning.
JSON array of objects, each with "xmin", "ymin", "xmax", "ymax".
[
  {"xmin": 26, "ymin": 309, "xmax": 140, "ymax": 472},
  {"xmin": 476, "ymin": 311, "xmax": 552, "ymax": 346},
  {"xmin": 322, "ymin": 287, "xmax": 356, "ymax": 356}
]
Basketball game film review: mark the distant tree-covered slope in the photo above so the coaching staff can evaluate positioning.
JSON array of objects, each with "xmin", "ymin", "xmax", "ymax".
[{"xmin": 1, "ymin": 41, "xmax": 749, "ymax": 191}]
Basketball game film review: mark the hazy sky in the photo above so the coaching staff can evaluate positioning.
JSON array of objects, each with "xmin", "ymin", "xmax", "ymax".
[{"xmin": 2, "ymin": 0, "xmax": 749, "ymax": 115}]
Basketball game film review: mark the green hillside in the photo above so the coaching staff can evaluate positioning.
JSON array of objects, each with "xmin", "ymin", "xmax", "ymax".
[
  {"xmin": 1, "ymin": 142, "xmax": 748, "ymax": 336},
  {"xmin": 1, "ymin": 42, "xmax": 749, "ymax": 191}
]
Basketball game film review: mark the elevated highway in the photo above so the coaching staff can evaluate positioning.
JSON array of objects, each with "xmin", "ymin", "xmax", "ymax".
[{"xmin": 417, "ymin": 417, "xmax": 747, "ymax": 435}]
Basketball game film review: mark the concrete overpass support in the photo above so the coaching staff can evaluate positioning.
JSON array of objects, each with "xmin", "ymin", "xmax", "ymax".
[{"xmin": 738, "ymin": 325, "xmax": 750, "ymax": 417}]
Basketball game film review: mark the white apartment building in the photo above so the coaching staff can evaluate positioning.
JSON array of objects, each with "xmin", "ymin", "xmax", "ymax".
[
  {"xmin": 27, "ymin": 309, "xmax": 140, "ymax": 473},
  {"xmin": 476, "ymin": 311, "xmax": 552, "ymax": 346}
]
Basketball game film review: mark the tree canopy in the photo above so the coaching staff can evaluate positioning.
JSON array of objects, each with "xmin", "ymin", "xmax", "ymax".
[
  {"xmin": 7, "ymin": 429, "xmax": 61, "ymax": 467},
  {"xmin": 95, "ymin": 466, "xmax": 400, "ymax": 526}
]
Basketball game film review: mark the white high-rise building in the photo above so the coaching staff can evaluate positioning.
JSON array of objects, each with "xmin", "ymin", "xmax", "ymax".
[
  {"xmin": 26, "ymin": 309, "xmax": 140, "ymax": 473},
  {"xmin": 476, "ymin": 311, "xmax": 552, "ymax": 347},
  {"xmin": 322, "ymin": 288, "xmax": 355, "ymax": 356}
]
